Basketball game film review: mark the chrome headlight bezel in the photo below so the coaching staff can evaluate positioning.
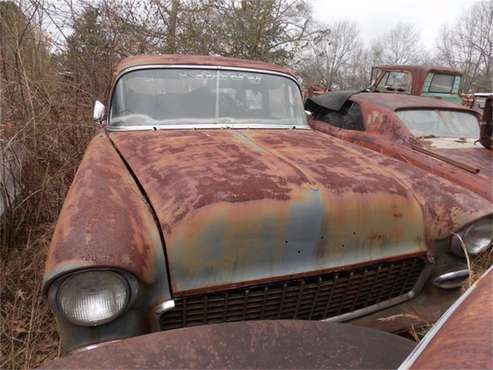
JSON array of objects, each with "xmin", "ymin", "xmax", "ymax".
[
  {"xmin": 451, "ymin": 216, "xmax": 493, "ymax": 257},
  {"xmin": 48, "ymin": 269, "xmax": 138, "ymax": 327}
]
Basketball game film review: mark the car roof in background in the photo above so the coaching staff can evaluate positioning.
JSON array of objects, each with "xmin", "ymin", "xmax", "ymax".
[
  {"xmin": 306, "ymin": 91, "xmax": 477, "ymax": 114},
  {"xmin": 351, "ymin": 93, "xmax": 477, "ymax": 113},
  {"xmin": 114, "ymin": 54, "xmax": 298, "ymax": 79},
  {"xmin": 376, "ymin": 64, "xmax": 462, "ymax": 76}
]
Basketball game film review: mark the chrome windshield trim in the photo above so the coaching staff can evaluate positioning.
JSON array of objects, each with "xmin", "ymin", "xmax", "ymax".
[
  {"xmin": 108, "ymin": 65, "xmax": 305, "ymax": 130},
  {"xmin": 116, "ymin": 64, "xmax": 301, "ymax": 88},
  {"xmin": 107, "ymin": 124, "xmax": 311, "ymax": 131}
]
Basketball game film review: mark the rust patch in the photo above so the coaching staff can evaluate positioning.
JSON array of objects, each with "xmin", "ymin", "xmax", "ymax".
[
  {"xmin": 311, "ymin": 120, "xmax": 491, "ymax": 239},
  {"xmin": 43, "ymin": 133, "xmax": 168, "ymax": 291},
  {"xmin": 110, "ymin": 129, "xmax": 431, "ymax": 293}
]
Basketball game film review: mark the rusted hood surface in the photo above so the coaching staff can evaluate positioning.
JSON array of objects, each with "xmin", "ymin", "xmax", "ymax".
[
  {"xmin": 110, "ymin": 129, "xmax": 484, "ymax": 294},
  {"xmin": 43, "ymin": 133, "xmax": 170, "ymax": 303},
  {"xmin": 419, "ymin": 138, "xmax": 493, "ymax": 179}
]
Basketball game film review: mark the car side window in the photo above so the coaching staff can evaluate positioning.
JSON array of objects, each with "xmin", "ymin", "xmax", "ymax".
[{"xmin": 321, "ymin": 102, "xmax": 364, "ymax": 131}]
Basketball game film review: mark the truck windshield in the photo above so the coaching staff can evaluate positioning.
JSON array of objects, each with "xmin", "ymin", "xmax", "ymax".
[
  {"xmin": 396, "ymin": 109, "xmax": 479, "ymax": 138},
  {"xmin": 110, "ymin": 68, "xmax": 307, "ymax": 128}
]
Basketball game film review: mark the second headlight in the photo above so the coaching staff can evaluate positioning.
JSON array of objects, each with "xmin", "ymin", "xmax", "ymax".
[{"xmin": 452, "ymin": 217, "xmax": 493, "ymax": 257}]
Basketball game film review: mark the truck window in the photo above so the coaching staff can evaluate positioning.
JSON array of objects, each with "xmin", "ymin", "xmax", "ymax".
[{"xmin": 428, "ymin": 74, "xmax": 456, "ymax": 93}]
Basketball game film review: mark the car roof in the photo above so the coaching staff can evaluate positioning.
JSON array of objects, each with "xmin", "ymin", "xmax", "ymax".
[
  {"xmin": 114, "ymin": 54, "xmax": 297, "ymax": 79},
  {"xmin": 351, "ymin": 92, "xmax": 476, "ymax": 113},
  {"xmin": 376, "ymin": 64, "xmax": 462, "ymax": 76}
]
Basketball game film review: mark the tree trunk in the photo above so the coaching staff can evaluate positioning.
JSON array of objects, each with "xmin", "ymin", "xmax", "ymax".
[{"xmin": 165, "ymin": 0, "xmax": 179, "ymax": 54}]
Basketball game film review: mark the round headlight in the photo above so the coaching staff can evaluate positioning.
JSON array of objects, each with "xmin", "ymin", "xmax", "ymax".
[
  {"xmin": 56, "ymin": 270, "xmax": 129, "ymax": 326},
  {"xmin": 463, "ymin": 218, "xmax": 493, "ymax": 255}
]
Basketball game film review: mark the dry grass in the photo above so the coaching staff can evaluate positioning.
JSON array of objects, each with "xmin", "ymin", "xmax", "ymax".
[
  {"xmin": 1, "ymin": 116, "xmax": 95, "ymax": 368},
  {"xmin": 0, "ymin": 225, "xmax": 60, "ymax": 369},
  {"xmin": 469, "ymin": 247, "xmax": 493, "ymax": 284}
]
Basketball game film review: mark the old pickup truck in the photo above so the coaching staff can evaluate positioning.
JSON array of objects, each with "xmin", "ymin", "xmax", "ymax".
[
  {"xmin": 369, "ymin": 65, "xmax": 463, "ymax": 105},
  {"xmin": 43, "ymin": 55, "xmax": 491, "ymax": 352}
]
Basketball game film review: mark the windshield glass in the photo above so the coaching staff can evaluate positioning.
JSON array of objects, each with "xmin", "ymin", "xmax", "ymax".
[
  {"xmin": 376, "ymin": 71, "xmax": 410, "ymax": 92},
  {"xmin": 110, "ymin": 68, "xmax": 306, "ymax": 128},
  {"xmin": 396, "ymin": 109, "xmax": 479, "ymax": 138}
]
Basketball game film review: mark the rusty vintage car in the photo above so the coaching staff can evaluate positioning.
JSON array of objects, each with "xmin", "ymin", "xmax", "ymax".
[
  {"xmin": 369, "ymin": 65, "xmax": 463, "ymax": 105},
  {"xmin": 306, "ymin": 92, "xmax": 492, "ymax": 257},
  {"xmin": 43, "ymin": 55, "xmax": 492, "ymax": 352},
  {"xmin": 400, "ymin": 265, "xmax": 493, "ymax": 369}
]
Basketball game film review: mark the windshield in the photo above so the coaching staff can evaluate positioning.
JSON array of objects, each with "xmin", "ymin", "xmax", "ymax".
[
  {"xmin": 396, "ymin": 109, "xmax": 480, "ymax": 138},
  {"xmin": 376, "ymin": 71, "xmax": 410, "ymax": 92},
  {"xmin": 110, "ymin": 68, "xmax": 307, "ymax": 128}
]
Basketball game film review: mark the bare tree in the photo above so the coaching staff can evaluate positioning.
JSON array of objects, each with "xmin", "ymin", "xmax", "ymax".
[
  {"xmin": 370, "ymin": 23, "xmax": 426, "ymax": 65},
  {"xmin": 298, "ymin": 20, "xmax": 362, "ymax": 89},
  {"xmin": 435, "ymin": 0, "xmax": 493, "ymax": 91}
]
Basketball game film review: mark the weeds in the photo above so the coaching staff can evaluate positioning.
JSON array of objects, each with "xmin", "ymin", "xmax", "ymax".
[
  {"xmin": 1, "ymin": 118, "xmax": 95, "ymax": 369},
  {"xmin": 0, "ymin": 124, "xmax": 95, "ymax": 368}
]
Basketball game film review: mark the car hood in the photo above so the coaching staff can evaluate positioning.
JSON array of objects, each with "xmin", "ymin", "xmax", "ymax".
[
  {"xmin": 109, "ymin": 129, "xmax": 488, "ymax": 294},
  {"xmin": 418, "ymin": 137, "xmax": 492, "ymax": 179}
]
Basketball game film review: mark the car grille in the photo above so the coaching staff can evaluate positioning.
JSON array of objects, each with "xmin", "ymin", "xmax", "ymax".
[{"xmin": 160, "ymin": 256, "xmax": 426, "ymax": 330}]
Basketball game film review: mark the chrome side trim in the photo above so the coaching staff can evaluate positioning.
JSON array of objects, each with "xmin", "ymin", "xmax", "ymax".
[
  {"xmin": 324, "ymin": 262, "xmax": 433, "ymax": 323},
  {"xmin": 150, "ymin": 299, "xmax": 175, "ymax": 331},
  {"xmin": 398, "ymin": 264, "xmax": 493, "ymax": 370},
  {"xmin": 70, "ymin": 339, "xmax": 123, "ymax": 354}
]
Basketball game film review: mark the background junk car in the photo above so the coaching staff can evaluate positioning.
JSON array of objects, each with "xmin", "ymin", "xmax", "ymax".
[
  {"xmin": 369, "ymin": 65, "xmax": 463, "ymax": 105},
  {"xmin": 305, "ymin": 92, "xmax": 493, "ymax": 202},
  {"xmin": 306, "ymin": 92, "xmax": 492, "ymax": 287},
  {"xmin": 43, "ymin": 55, "xmax": 491, "ymax": 353}
]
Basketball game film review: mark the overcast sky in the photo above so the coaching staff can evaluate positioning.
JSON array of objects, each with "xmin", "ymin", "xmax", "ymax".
[{"xmin": 311, "ymin": 0, "xmax": 477, "ymax": 48}]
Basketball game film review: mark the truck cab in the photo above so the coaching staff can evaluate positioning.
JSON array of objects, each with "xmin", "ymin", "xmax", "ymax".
[{"xmin": 370, "ymin": 65, "xmax": 463, "ymax": 105}]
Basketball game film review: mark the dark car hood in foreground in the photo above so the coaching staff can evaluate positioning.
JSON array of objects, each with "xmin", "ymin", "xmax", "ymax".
[
  {"xmin": 40, "ymin": 321, "xmax": 414, "ymax": 369},
  {"xmin": 110, "ymin": 129, "xmax": 489, "ymax": 294}
]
